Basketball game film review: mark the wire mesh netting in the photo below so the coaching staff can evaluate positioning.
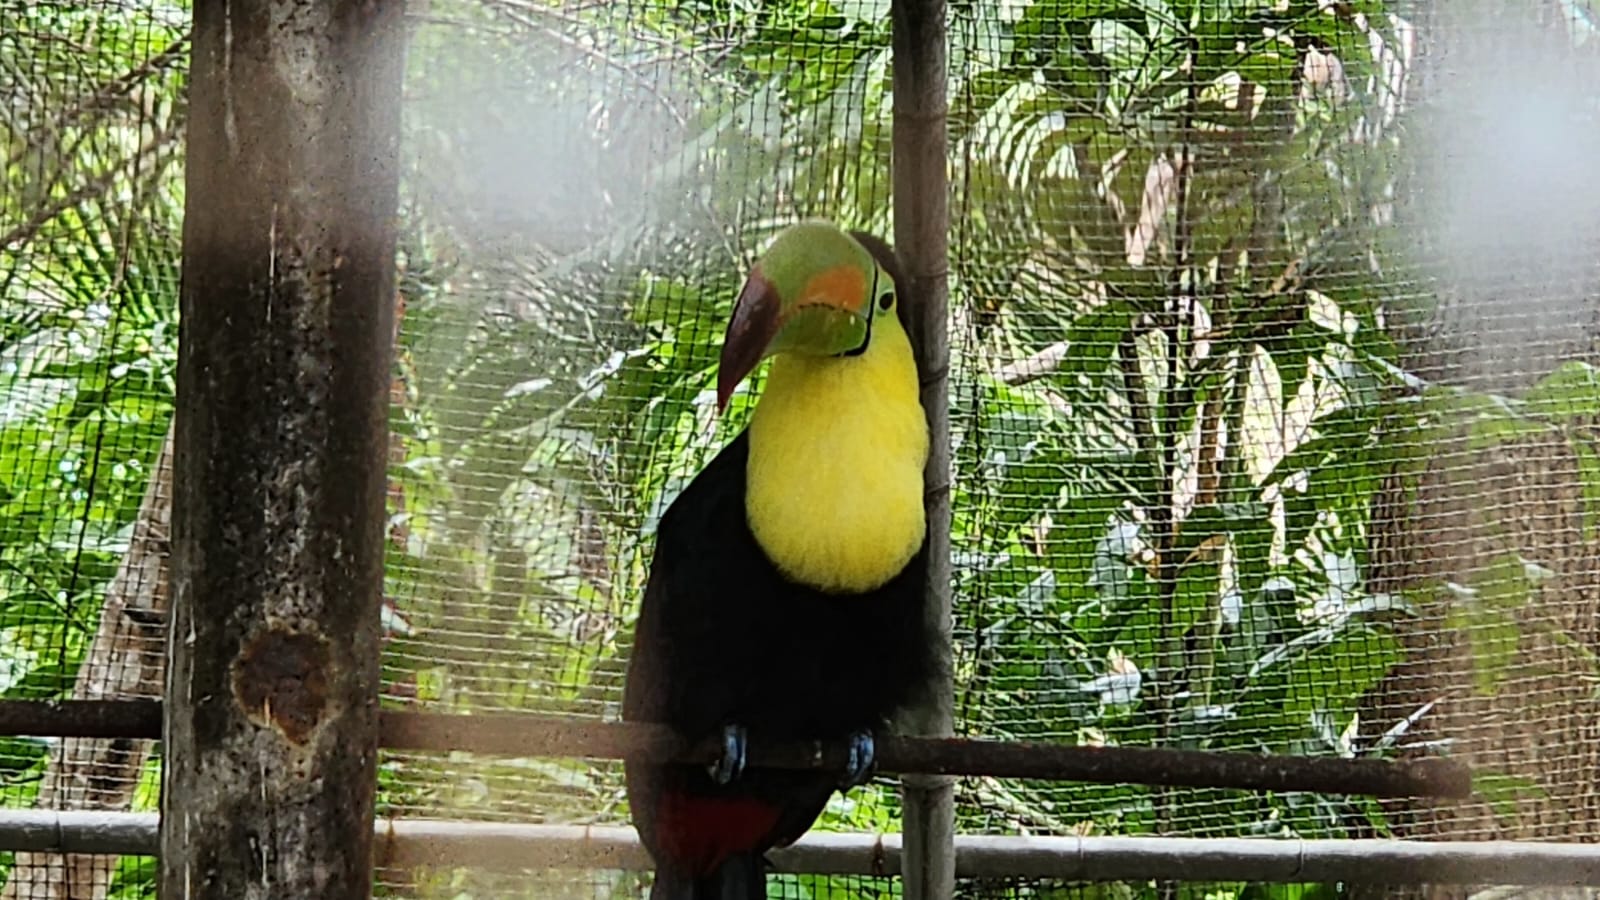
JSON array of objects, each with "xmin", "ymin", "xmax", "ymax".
[
  {"xmin": 0, "ymin": 853, "xmax": 156, "ymax": 900},
  {"xmin": 378, "ymin": 870, "xmax": 1374, "ymax": 900},
  {"xmin": 6, "ymin": 0, "xmax": 1600, "ymax": 896},
  {"xmin": 0, "ymin": 0, "xmax": 180, "ymax": 895},
  {"xmin": 379, "ymin": 870, "xmax": 1600, "ymax": 900},
  {"xmin": 376, "ymin": 867, "xmax": 897, "ymax": 899},
  {"xmin": 376, "ymin": 871, "xmax": 1439, "ymax": 900}
]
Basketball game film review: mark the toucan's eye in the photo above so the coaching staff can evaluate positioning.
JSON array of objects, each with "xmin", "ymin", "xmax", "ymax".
[{"xmin": 878, "ymin": 289, "xmax": 895, "ymax": 311}]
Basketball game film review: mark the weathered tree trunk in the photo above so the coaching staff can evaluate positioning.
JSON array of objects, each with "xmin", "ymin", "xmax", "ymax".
[
  {"xmin": 1366, "ymin": 434, "xmax": 1600, "ymax": 841},
  {"xmin": 160, "ymin": 0, "xmax": 407, "ymax": 896},
  {"xmin": 1359, "ymin": 3, "xmax": 1600, "ymax": 895},
  {"xmin": 1, "ymin": 427, "xmax": 173, "ymax": 900}
]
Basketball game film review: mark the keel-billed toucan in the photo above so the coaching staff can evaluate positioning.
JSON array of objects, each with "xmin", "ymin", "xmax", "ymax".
[{"xmin": 623, "ymin": 221, "xmax": 940, "ymax": 899}]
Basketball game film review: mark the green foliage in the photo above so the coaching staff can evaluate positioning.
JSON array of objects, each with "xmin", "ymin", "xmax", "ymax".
[
  {"xmin": 0, "ymin": 0, "xmax": 183, "ymax": 704},
  {"xmin": 1, "ymin": 0, "xmax": 1536, "ymax": 895},
  {"xmin": 1389, "ymin": 360, "xmax": 1600, "ymax": 702},
  {"xmin": 943, "ymin": 0, "xmax": 1425, "ymax": 842},
  {"xmin": 0, "ymin": 7, "xmax": 184, "ymax": 896}
]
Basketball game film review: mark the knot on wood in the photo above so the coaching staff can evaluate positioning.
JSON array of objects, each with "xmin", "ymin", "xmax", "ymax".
[{"xmin": 233, "ymin": 628, "xmax": 330, "ymax": 745}]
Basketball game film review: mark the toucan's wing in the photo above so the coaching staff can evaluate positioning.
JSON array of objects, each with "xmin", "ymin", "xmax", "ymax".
[
  {"xmin": 623, "ymin": 432, "xmax": 762, "ymax": 736},
  {"xmin": 622, "ymin": 431, "xmax": 772, "ymax": 847},
  {"xmin": 625, "ymin": 432, "xmax": 824, "ymax": 878}
]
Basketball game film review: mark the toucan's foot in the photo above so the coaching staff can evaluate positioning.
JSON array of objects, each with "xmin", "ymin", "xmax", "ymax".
[
  {"xmin": 839, "ymin": 729, "xmax": 876, "ymax": 791},
  {"xmin": 708, "ymin": 723, "xmax": 748, "ymax": 786}
]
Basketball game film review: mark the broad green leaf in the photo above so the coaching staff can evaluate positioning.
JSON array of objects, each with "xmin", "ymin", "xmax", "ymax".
[
  {"xmin": 1473, "ymin": 611, "xmax": 1521, "ymax": 697},
  {"xmin": 1473, "ymin": 772, "xmax": 1549, "ymax": 825},
  {"xmin": 1090, "ymin": 18, "xmax": 1146, "ymax": 71},
  {"xmin": 1467, "ymin": 410, "xmax": 1552, "ymax": 450},
  {"xmin": 1525, "ymin": 360, "xmax": 1600, "ymax": 421},
  {"xmin": 1174, "ymin": 557, "xmax": 1222, "ymax": 640},
  {"xmin": 1173, "ymin": 501, "xmax": 1268, "ymax": 563},
  {"xmin": 1444, "ymin": 594, "xmax": 1522, "ymax": 697},
  {"xmin": 1575, "ymin": 440, "xmax": 1600, "ymax": 542},
  {"xmin": 1060, "ymin": 301, "xmax": 1146, "ymax": 377},
  {"xmin": 1472, "ymin": 552, "xmax": 1536, "ymax": 614},
  {"xmin": 1016, "ymin": 0, "xmax": 1125, "ymax": 45}
]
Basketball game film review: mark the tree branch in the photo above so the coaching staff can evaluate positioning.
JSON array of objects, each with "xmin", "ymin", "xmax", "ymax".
[
  {"xmin": 0, "ymin": 118, "xmax": 182, "ymax": 252},
  {"xmin": 0, "ymin": 702, "xmax": 1471, "ymax": 800}
]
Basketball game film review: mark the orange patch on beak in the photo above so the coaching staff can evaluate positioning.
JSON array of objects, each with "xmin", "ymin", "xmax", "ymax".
[{"xmin": 798, "ymin": 265, "xmax": 869, "ymax": 313}]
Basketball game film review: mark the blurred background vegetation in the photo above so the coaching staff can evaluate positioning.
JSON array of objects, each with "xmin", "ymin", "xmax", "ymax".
[{"xmin": 5, "ymin": 0, "xmax": 1600, "ymax": 897}]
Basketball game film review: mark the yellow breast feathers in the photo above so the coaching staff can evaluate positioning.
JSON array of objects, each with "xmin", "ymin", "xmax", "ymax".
[{"xmin": 744, "ymin": 316, "xmax": 928, "ymax": 594}]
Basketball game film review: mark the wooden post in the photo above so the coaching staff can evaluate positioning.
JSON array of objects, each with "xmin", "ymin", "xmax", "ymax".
[
  {"xmin": 892, "ymin": 0, "xmax": 954, "ymax": 897},
  {"xmin": 161, "ymin": 0, "xmax": 407, "ymax": 896}
]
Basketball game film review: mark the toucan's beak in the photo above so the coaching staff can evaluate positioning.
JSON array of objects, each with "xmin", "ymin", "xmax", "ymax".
[
  {"xmin": 717, "ymin": 273, "xmax": 783, "ymax": 412},
  {"xmin": 716, "ymin": 265, "xmax": 871, "ymax": 412}
]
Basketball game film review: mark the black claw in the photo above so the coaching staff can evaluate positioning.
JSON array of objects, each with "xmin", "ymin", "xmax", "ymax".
[
  {"xmin": 839, "ymin": 729, "xmax": 876, "ymax": 791},
  {"xmin": 708, "ymin": 723, "xmax": 748, "ymax": 785}
]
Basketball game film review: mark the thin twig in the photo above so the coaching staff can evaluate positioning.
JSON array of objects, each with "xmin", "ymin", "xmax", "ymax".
[
  {"xmin": 3, "ymin": 32, "xmax": 190, "ymax": 177},
  {"xmin": 0, "ymin": 121, "xmax": 182, "ymax": 251},
  {"xmin": 1149, "ymin": 39, "xmax": 1200, "ymax": 878},
  {"xmin": 55, "ymin": 33, "xmax": 189, "ymax": 133},
  {"xmin": 490, "ymin": 7, "xmax": 690, "ymax": 130},
  {"xmin": 995, "ymin": 341, "xmax": 1070, "ymax": 386}
]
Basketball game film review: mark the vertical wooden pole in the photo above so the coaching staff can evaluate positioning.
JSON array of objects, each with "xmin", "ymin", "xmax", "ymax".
[
  {"xmin": 162, "ymin": 0, "xmax": 407, "ymax": 896},
  {"xmin": 892, "ymin": 0, "xmax": 954, "ymax": 897}
]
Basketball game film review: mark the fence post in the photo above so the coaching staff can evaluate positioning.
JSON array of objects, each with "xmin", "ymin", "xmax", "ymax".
[
  {"xmin": 160, "ymin": 0, "xmax": 408, "ymax": 896},
  {"xmin": 892, "ymin": 0, "xmax": 954, "ymax": 897}
]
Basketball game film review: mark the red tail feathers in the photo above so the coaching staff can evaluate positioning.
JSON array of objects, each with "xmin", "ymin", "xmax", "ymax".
[{"xmin": 653, "ymin": 789, "xmax": 784, "ymax": 877}]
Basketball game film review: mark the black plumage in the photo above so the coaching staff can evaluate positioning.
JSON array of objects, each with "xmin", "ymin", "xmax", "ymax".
[{"xmin": 622, "ymin": 233, "xmax": 940, "ymax": 899}]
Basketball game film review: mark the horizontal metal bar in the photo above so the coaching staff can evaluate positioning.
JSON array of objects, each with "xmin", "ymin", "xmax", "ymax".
[
  {"xmin": 0, "ymin": 810, "xmax": 159, "ymax": 855},
  {"xmin": 4, "ymin": 811, "xmax": 1600, "ymax": 886},
  {"xmin": 0, "ymin": 700, "xmax": 1469, "ymax": 798},
  {"xmin": 0, "ymin": 700, "xmax": 161, "ymax": 740}
]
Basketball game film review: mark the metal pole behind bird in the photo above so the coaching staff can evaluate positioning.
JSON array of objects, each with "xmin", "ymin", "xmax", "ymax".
[{"xmin": 892, "ymin": 0, "xmax": 955, "ymax": 896}]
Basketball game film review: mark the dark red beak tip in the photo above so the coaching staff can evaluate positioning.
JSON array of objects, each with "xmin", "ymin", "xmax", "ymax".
[{"xmin": 716, "ymin": 272, "xmax": 781, "ymax": 414}]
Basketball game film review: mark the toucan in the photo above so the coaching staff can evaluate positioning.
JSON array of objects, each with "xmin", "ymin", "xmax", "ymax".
[{"xmin": 622, "ymin": 221, "xmax": 940, "ymax": 899}]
